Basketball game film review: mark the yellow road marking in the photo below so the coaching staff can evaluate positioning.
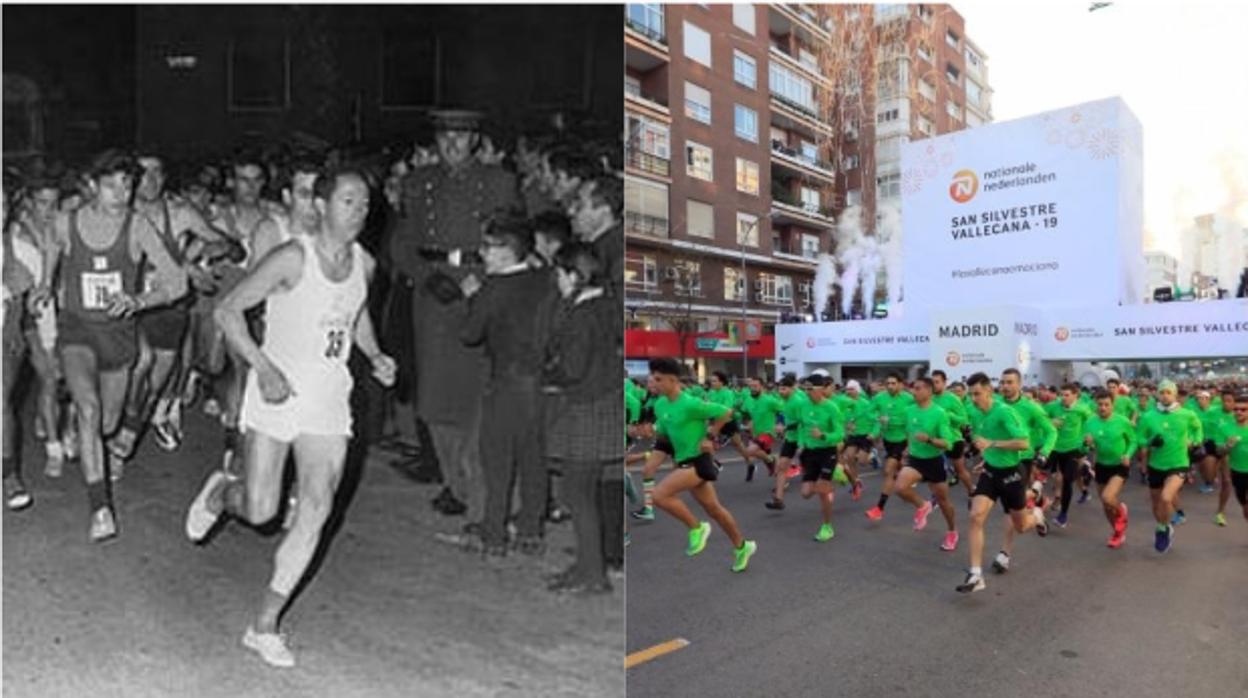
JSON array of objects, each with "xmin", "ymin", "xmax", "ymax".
[{"xmin": 625, "ymin": 638, "xmax": 690, "ymax": 669}]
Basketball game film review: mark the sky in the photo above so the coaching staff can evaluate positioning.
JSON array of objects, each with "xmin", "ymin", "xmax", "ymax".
[{"xmin": 955, "ymin": 0, "xmax": 1248, "ymax": 259}]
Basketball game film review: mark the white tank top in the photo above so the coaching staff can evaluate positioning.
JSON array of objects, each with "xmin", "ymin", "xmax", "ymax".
[{"xmin": 261, "ymin": 235, "xmax": 367, "ymax": 376}]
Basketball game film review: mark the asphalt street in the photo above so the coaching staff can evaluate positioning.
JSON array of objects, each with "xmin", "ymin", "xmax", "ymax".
[
  {"xmin": 3, "ymin": 400, "xmax": 623, "ymax": 698},
  {"xmin": 626, "ymin": 453, "xmax": 1248, "ymax": 698}
]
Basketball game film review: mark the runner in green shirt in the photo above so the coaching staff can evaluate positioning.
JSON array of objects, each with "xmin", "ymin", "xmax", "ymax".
[
  {"xmin": 957, "ymin": 372, "xmax": 1047, "ymax": 594},
  {"xmin": 795, "ymin": 375, "xmax": 845, "ymax": 542},
  {"xmin": 865, "ymin": 372, "xmax": 916, "ymax": 521},
  {"xmin": 741, "ymin": 377, "xmax": 785, "ymax": 479},
  {"xmin": 834, "ymin": 380, "xmax": 874, "ymax": 501},
  {"xmin": 1193, "ymin": 390, "xmax": 1225, "ymax": 493},
  {"xmin": 648, "ymin": 358, "xmax": 757, "ymax": 572},
  {"xmin": 768, "ymin": 376, "xmax": 810, "ymax": 510},
  {"xmin": 932, "ymin": 370, "xmax": 974, "ymax": 498},
  {"xmin": 1083, "ymin": 389, "xmax": 1137, "ymax": 548},
  {"xmin": 1105, "ymin": 377, "xmax": 1138, "ymax": 423},
  {"xmin": 1215, "ymin": 395, "xmax": 1248, "ymax": 527},
  {"xmin": 631, "ymin": 377, "xmax": 671, "ymax": 522},
  {"xmin": 893, "ymin": 377, "xmax": 960, "ymax": 551},
  {"xmin": 1046, "ymin": 383, "xmax": 1095, "ymax": 527},
  {"xmin": 708, "ymin": 371, "xmax": 756, "ymax": 480},
  {"xmin": 1000, "ymin": 369, "xmax": 1057, "ymax": 493},
  {"xmin": 1136, "ymin": 379, "xmax": 1202, "ymax": 553}
]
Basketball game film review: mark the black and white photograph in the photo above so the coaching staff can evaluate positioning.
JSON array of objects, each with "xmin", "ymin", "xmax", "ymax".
[{"xmin": 2, "ymin": 4, "xmax": 625, "ymax": 696}]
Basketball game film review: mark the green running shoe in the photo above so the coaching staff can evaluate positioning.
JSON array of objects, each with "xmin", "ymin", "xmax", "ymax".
[
  {"xmin": 731, "ymin": 540, "xmax": 758, "ymax": 572},
  {"xmin": 1215, "ymin": 512, "xmax": 1227, "ymax": 527},
  {"xmin": 832, "ymin": 464, "xmax": 850, "ymax": 486},
  {"xmin": 686, "ymin": 521, "xmax": 711, "ymax": 557},
  {"xmin": 814, "ymin": 523, "xmax": 835, "ymax": 542}
]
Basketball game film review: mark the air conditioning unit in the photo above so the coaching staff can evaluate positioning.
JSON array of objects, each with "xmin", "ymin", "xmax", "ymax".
[{"xmin": 664, "ymin": 267, "xmax": 679, "ymax": 280}]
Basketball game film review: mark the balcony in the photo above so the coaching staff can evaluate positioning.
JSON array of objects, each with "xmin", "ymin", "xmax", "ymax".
[
  {"xmin": 625, "ymin": 5, "xmax": 666, "ymax": 45},
  {"xmin": 768, "ymin": 43, "xmax": 827, "ymax": 86},
  {"xmin": 771, "ymin": 4, "xmax": 831, "ymax": 43},
  {"xmin": 625, "ymin": 81, "xmax": 670, "ymax": 121},
  {"xmin": 626, "ymin": 147, "xmax": 670, "ymax": 178},
  {"xmin": 625, "ymin": 6, "xmax": 669, "ymax": 71},
  {"xmin": 770, "ymin": 140, "xmax": 835, "ymax": 183},
  {"xmin": 625, "ymin": 211, "xmax": 669, "ymax": 239},
  {"xmin": 771, "ymin": 188, "xmax": 835, "ymax": 230}
]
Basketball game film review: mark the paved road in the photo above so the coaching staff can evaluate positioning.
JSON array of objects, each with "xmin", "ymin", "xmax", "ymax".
[
  {"xmin": 3, "ymin": 402, "xmax": 623, "ymax": 698},
  {"xmin": 626, "ymin": 453, "xmax": 1248, "ymax": 698}
]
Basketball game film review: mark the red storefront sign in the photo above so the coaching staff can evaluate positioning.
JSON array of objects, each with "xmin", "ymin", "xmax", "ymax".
[{"xmin": 625, "ymin": 329, "xmax": 775, "ymax": 359}]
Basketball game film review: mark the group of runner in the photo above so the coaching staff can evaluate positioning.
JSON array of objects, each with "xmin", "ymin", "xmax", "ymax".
[{"xmin": 625, "ymin": 364, "xmax": 1248, "ymax": 593}]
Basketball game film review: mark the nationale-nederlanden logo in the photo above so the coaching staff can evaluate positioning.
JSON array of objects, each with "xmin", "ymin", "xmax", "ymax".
[
  {"xmin": 1055, "ymin": 327, "xmax": 1070, "ymax": 342},
  {"xmin": 949, "ymin": 169, "xmax": 979, "ymax": 203},
  {"xmin": 945, "ymin": 351, "xmax": 962, "ymax": 367}
]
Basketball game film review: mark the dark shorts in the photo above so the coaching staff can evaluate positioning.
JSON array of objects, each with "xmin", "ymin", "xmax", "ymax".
[
  {"xmin": 846, "ymin": 435, "xmax": 873, "ymax": 452},
  {"xmin": 139, "ymin": 306, "xmax": 189, "ymax": 351},
  {"xmin": 972, "ymin": 465, "xmax": 1029, "ymax": 513},
  {"xmin": 1232, "ymin": 471, "xmax": 1248, "ymax": 506},
  {"xmin": 654, "ymin": 436, "xmax": 674, "ymax": 457},
  {"xmin": 677, "ymin": 453, "xmax": 720, "ymax": 482},
  {"xmin": 780, "ymin": 439, "xmax": 799, "ymax": 460},
  {"xmin": 906, "ymin": 455, "xmax": 947, "ymax": 484},
  {"xmin": 1052, "ymin": 450, "xmax": 1082, "ymax": 474},
  {"xmin": 753, "ymin": 433, "xmax": 775, "ymax": 454},
  {"xmin": 1204, "ymin": 440, "xmax": 1218, "ymax": 457},
  {"xmin": 883, "ymin": 439, "xmax": 907, "ymax": 461},
  {"xmin": 945, "ymin": 440, "xmax": 966, "ymax": 460},
  {"xmin": 58, "ymin": 317, "xmax": 137, "ymax": 372},
  {"xmin": 1094, "ymin": 464, "xmax": 1129, "ymax": 486},
  {"xmin": 2, "ymin": 301, "xmax": 26, "ymax": 359},
  {"xmin": 799, "ymin": 447, "xmax": 836, "ymax": 482},
  {"xmin": 720, "ymin": 419, "xmax": 741, "ymax": 439},
  {"xmin": 1147, "ymin": 467, "xmax": 1187, "ymax": 490}
]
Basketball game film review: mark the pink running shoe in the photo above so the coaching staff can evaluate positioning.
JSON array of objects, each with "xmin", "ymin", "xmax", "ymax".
[
  {"xmin": 913, "ymin": 501, "xmax": 934, "ymax": 531},
  {"xmin": 940, "ymin": 531, "xmax": 959, "ymax": 551}
]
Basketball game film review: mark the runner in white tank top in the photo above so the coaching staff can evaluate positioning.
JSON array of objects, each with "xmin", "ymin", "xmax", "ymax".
[{"xmin": 185, "ymin": 170, "xmax": 395, "ymax": 669}]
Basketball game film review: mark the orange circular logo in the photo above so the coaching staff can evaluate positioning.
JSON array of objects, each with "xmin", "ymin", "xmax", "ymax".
[
  {"xmin": 949, "ymin": 169, "xmax": 979, "ymax": 203},
  {"xmin": 945, "ymin": 351, "xmax": 961, "ymax": 367},
  {"xmin": 1055, "ymin": 327, "xmax": 1070, "ymax": 342}
]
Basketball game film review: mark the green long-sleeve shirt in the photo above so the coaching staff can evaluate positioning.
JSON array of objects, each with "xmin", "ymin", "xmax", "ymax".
[
  {"xmin": 871, "ymin": 390, "xmax": 915, "ymax": 443},
  {"xmin": 1049, "ymin": 401, "xmax": 1094, "ymax": 452},
  {"xmin": 1083, "ymin": 413, "xmax": 1137, "ymax": 465},
  {"xmin": 835, "ymin": 393, "xmax": 878, "ymax": 437},
  {"xmin": 1004, "ymin": 395, "xmax": 1057, "ymax": 459},
  {"xmin": 1136, "ymin": 406, "xmax": 1203, "ymax": 470},
  {"xmin": 782, "ymin": 389, "xmax": 812, "ymax": 444},
  {"xmin": 747, "ymin": 392, "xmax": 785, "ymax": 435},
  {"xmin": 654, "ymin": 391, "xmax": 730, "ymax": 464},
  {"xmin": 1221, "ymin": 421, "xmax": 1248, "ymax": 474},
  {"xmin": 800, "ymin": 397, "xmax": 844, "ymax": 450},
  {"xmin": 1112, "ymin": 395, "xmax": 1138, "ymax": 422},
  {"xmin": 974, "ymin": 401, "xmax": 1030, "ymax": 469},
  {"xmin": 932, "ymin": 390, "xmax": 968, "ymax": 441},
  {"xmin": 905, "ymin": 403, "xmax": 955, "ymax": 459}
]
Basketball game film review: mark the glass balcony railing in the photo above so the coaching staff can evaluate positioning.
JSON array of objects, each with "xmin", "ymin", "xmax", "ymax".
[
  {"xmin": 625, "ymin": 147, "xmax": 671, "ymax": 177},
  {"xmin": 625, "ymin": 5, "xmax": 666, "ymax": 44}
]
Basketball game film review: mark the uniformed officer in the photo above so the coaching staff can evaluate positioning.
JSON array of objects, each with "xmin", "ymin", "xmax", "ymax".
[{"xmin": 388, "ymin": 110, "xmax": 520, "ymax": 520}]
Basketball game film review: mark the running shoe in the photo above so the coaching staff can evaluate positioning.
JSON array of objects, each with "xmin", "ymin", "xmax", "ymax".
[
  {"xmin": 1115, "ymin": 503, "xmax": 1129, "ymax": 535},
  {"xmin": 940, "ymin": 531, "xmax": 959, "ymax": 551},
  {"xmin": 686, "ymin": 521, "xmax": 711, "ymax": 557},
  {"xmin": 62, "ymin": 433, "xmax": 79, "ymax": 462},
  {"xmin": 4, "ymin": 476, "xmax": 33, "ymax": 511},
  {"xmin": 1170, "ymin": 510, "xmax": 1186, "ymax": 526},
  {"xmin": 731, "ymin": 540, "xmax": 757, "ymax": 572},
  {"xmin": 44, "ymin": 441, "xmax": 64, "ymax": 478},
  {"xmin": 956, "ymin": 571, "xmax": 986, "ymax": 593},
  {"xmin": 913, "ymin": 501, "xmax": 934, "ymax": 531},
  {"xmin": 814, "ymin": 523, "xmax": 835, "ymax": 542},
  {"xmin": 630, "ymin": 506, "xmax": 655, "ymax": 521},
  {"xmin": 745, "ymin": 463, "xmax": 756, "ymax": 482},
  {"xmin": 864, "ymin": 505, "xmax": 884, "ymax": 521},
  {"xmin": 242, "ymin": 626, "xmax": 296, "ymax": 668},
  {"xmin": 1077, "ymin": 490, "xmax": 1090, "ymax": 504},
  {"xmin": 1154, "ymin": 525, "xmax": 1172, "ymax": 553},
  {"xmin": 108, "ymin": 452, "xmax": 125, "ymax": 483},
  {"xmin": 186, "ymin": 470, "xmax": 231, "ymax": 542},
  {"xmin": 282, "ymin": 494, "xmax": 298, "ymax": 531},
  {"xmin": 764, "ymin": 498, "xmax": 785, "ymax": 510},
  {"xmin": 89, "ymin": 507, "xmax": 117, "ymax": 542},
  {"xmin": 851, "ymin": 480, "xmax": 863, "ymax": 501},
  {"xmin": 182, "ymin": 370, "xmax": 203, "ymax": 408},
  {"xmin": 832, "ymin": 465, "xmax": 850, "ymax": 486},
  {"xmin": 1107, "ymin": 531, "xmax": 1125, "ymax": 549},
  {"xmin": 786, "ymin": 465, "xmax": 800, "ymax": 479},
  {"xmin": 153, "ymin": 420, "xmax": 182, "ymax": 452},
  {"xmin": 1055, "ymin": 512, "xmax": 1068, "ymax": 528},
  {"xmin": 203, "ymin": 398, "xmax": 221, "ymax": 418},
  {"xmin": 1032, "ymin": 506, "xmax": 1049, "ymax": 537},
  {"xmin": 1214, "ymin": 512, "xmax": 1228, "ymax": 527},
  {"xmin": 991, "ymin": 551, "xmax": 1011, "ymax": 574}
]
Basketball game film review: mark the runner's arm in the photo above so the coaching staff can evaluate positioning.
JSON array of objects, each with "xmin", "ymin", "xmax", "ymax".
[
  {"xmin": 249, "ymin": 218, "xmax": 285, "ymax": 263},
  {"xmin": 352, "ymin": 252, "xmax": 385, "ymax": 362},
  {"xmin": 132, "ymin": 218, "xmax": 189, "ymax": 307},
  {"xmin": 214, "ymin": 241, "xmax": 302, "ymax": 372}
]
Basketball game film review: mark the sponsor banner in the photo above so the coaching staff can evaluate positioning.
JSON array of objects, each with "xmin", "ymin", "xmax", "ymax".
[
  {"xmin": 775, "ymin": 315, "xmax": 930, "ymax": 369},
  {"xmin": 928, "ymin": 306, "xmax": 1044, "ymax": 384},
  {"xmin": 902, "ymin": 97, "xmax": 1144, "ymax": 311},
  {"xmin": 1043, "ymin": 299, "xmax": 1248, "ymax": 360}
]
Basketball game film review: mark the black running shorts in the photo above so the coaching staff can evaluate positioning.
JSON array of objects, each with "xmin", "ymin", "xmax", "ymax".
[
  {"xmin": 677, "ymin": 453, "xmax": 720, "ymax": 482},
  {"xmin": 1094, "ymin": 463, "xmax": 1129, "ymax": 485},
  {"xmin": 906, "ymin": 455, "xmax": 947, "ymax": 484},
  {"xmin": 139, "ymin": 306, "xmax": 189, "ymax": 351},
  {"xmin": 846, "ymin": 435, "xmax": 873, "ymax": 452},
  {"xmin": 972, "ymin": 464, "xmax": 1028, "ymax": 513},
  {"xmin": 780, "ymin": 439, "xmax": 799, "ymax": 459},
  {"xmin": 654, "ymin": 436, "xmax": 674, "ymax": 457},
  {"xmin": 1232, "ymin": 471, "xmax": 1248, "ymax": 506},
  {"xmin": 58, "ymin": 317, "xmax": 137, "ymax": 372},
  {"xmin": 883, "ymin": 439, "xmax": 907, "ymax": 461},
  {"xmin": 799, "ymin": 447, "xmax": 836, "ymax": 483},
  {"xmin": 1147, "ymin": 467, "xmax": 1187, "ymax": 490},
  {"xmin": 945, "ymin": 440, "xmax": 966, "ymax": 460},
  {"xmin": 720, "ymin": 419, "xmax": 741, "ymax": 439}
]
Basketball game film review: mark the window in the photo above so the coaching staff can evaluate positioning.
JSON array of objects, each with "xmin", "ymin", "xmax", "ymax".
[
  {"xmin": 724, "ymin": 267, "xmax": 745, "ymax": 301},
  {"xmin": 966, "ymin": 111, "xmax": 984, "ymax": 128},
  {"xmin": 946, "ymin": 100, "xmax": 962, "ymax": 122},
  {"xmin": 736, "ymin": 158, "xmax": 760, "ymax": 195},
  {"xmin": 624, "ymin": 75, "xmax": 641, "ymax": 98},
  {"xmin": 673, "ymin": 259, "xmax": 702, "ymax": 296},
  {"xmin": 966, "ymin": 79, "xmax": 982, "ymax": 107},
  {"xmin": 683, "ymin": 21, "xmax": 712, "ymax": 67},
  {"xmin": 380, "ymin": 32, "xmax": 436, "ymax": 108},
  {"xmin": 917, "ymin": 114, "xmax": 934, "ymax": 136},
  {"xmin": 800, "ymin": 187, "xmax": 820, "ymax": 213},
  {"xmin": 734, "ymin": 104, "xmax": 758, "ymax": 142},
  {"xmin": 801, "ymin": 234, "xmax": 820, "ymax": 259},
  {"xmin": 626, "ymin": 4, "xmax": 666, "ymax": 41},
  {"xmin": 732, "ymin": 3, "xmax": 755, "ymax": 35},
  {"xmin": 877, "ymin": 108, "xmax": 900, "ymax": 124},
  {"xmin": 229, "ymin": 35, "xmax": 290, "ymax": 110},
  {"xmin": 769, "ymin": 62, "xmax": 816, "ymax": 113},
  {"xmin": 965, "ymin": 47, "xmax": 982, "ymax": 72},
  {"xmin": 844, "ymin": 118, "xmax": 859, "ymax": 139},
  {"xmin": 685, "ymin": 81, "xmax": 712, "ymax": 124},
  {"xmin": 917, "ymin": 5, "xmax": 934, "ymax": 23},
  {"xmin": 733, "ymin": 50, "xmax": 757, "ymax": 89},
  {"xmin": 686, "ymin": 199, "xmax": 715, "ymax": 238},
  {"xmin": 946, "ymin": 64, "xmax": 961, "ymax": 86},
  {"xmin": 800, "ymin": 281, "xmax": 813, "ymax": 307},
  {"xmin": 843, "ymin": 154, "xmax": 860, "ymax": 170},
  {"xmin": 757, "ymin": 272, "xmax": 793, "ymax": 305},
  {"xmin": 800, "ymin": 141, "xmax": 818, "ymax": 163},
  {"xmin": 877, "ymin": 172, "xmax": 901, "ymax": 199},
  {"xmin": 624, "ymin": 178, "xmax": 670, "ymax": 236},
  {"xmin": 799, "ymin": 48, "xmax": 818, "ymax": 72},
  {"xmin": 686, "ymin": 141, "xmax": 713, "ymax": 181},
  {"xmin": 916, "ymin": 42, "xmax": 932, "ymax": 63},
  {"xmin": 624, "ymin": 254, "xmax": 659, "ymax": 291},
  {"xmin": 737, "ymin": 212, "xmax": 760, "ymax": 246},
  {"xmin": 918, "ymin": 79, "xmax": 936, "ymax": 101},
  {"xmin": 946, "ymin": 29, "xmax": 960, "ymax": 49},
  {"xmin": 846, "ymin": 189, "xmax": 862, "ymax": 207},
  {"xmin": 626, "ymin": 114, "xmax": 671, "ymax": 159}
]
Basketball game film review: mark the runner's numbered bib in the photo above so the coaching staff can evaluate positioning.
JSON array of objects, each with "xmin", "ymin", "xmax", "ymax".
[{"xmin": 81, "ymin": 270, "xmax": 123, "ymax": 310}]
